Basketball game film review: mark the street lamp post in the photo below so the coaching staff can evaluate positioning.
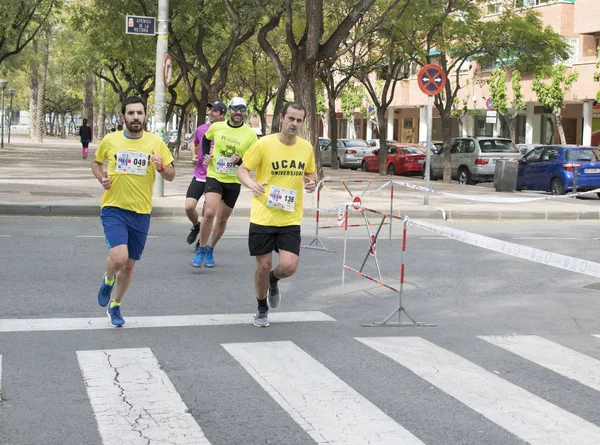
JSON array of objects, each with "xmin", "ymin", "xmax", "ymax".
[
  {"xmin": 7, "ymin": 87, "xmax": 15, "ymax": 144},
  {"xmin": 0, "ymin": 79, "xmax": 7, "ymax": 149}
]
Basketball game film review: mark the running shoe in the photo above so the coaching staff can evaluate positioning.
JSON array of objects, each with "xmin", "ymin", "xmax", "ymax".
[
  {"xmin": 191, "ymin": 246, "xmax": 206, "ymax": 268},
  {"xmin": 107, "ymin": 304, "xmax": 125, "ymax": 327},
  {"xmin": 204, "ymin": 246, "xmax": 215, "ymax": 268},
  {"xmin": 267, "ymin": 280, "xmax": 281, "ymax": 309},
  {"xmin": 253, "ymin": 307, "xmax": 269, "ymax": 327},
  {"xmin": 97, "ymin": 274, "xmax": 115, "ymax": 307},
  {"xmin": 187, "ymin": 224, "xmax": 200, "ymax": 244}
]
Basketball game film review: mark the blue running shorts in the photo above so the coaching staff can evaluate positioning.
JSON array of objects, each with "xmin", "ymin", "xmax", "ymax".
[{"xmin": 100, "ymin": 206, "xmax": 151, "ymax": 261}]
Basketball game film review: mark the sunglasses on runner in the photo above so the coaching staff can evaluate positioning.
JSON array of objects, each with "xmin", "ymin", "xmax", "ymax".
[{"xmin": 230, "ymin": 105, "xmax": 247, "ymax": 113}]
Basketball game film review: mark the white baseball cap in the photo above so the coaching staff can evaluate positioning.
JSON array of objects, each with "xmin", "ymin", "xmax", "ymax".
[{"xmin": 229, "ymin": 97, "xmax": 247, "ymax": 108}]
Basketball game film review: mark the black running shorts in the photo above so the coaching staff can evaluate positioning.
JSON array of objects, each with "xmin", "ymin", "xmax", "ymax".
[
  {"xmin": 186, "ymin": 177, "xmax": 206, "ymax": 200},
  {"xmin": 205, "ymin": 177, "xmax": 241, "ymax": 209},
  {"xmin": 248, "ymin": 223, "xmax": 301, "ymax": 256}
]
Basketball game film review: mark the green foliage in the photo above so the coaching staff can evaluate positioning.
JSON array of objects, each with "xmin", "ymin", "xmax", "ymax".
[
  {"xmin": 340, "ymin": 83, "xmax": 365, "ymax": 118},
  {"xmin": 488, "ymin": 69, "xmax": 507, "ymax": 115},
  {"xmin": 532, "ymin": 64, "xmax": 578, "ymax": 115}
]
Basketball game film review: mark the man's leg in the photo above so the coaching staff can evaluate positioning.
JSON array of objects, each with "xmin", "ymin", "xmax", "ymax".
[
  {"xmin": 254, "ymin": 252, "xmax": 272, "ymax": 327},
  {"xmin": 185, "ymin": 197, "xmax": 200, "ymax": 225},
  {"xmin": 209, "ymin": 200, "xmax": 234, "ymax": 248},
  {"xmin": 112, "ymin": 258, "xmax": 136, "ymax": 303},
  {"xmin": 185, "ymin": 179, "xmax": 204, "ymax": 245},
  {"xmin": 267, "ymin": 250, "xmax": 299, "ymax": 309},
  {"xmin": 193, "ymin": 191, "xmax": 220, "ymax": 267}
]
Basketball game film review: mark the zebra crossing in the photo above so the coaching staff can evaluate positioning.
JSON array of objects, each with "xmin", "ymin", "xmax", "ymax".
[{"xmin": 3, "ymin": 333, "xmax": 600, "ymax": 445}]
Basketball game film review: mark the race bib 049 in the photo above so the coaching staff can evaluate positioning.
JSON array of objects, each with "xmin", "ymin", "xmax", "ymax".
[
  {"xmin": 116, "ymin": 151, "xmax": 149, "ymax": 175},
  {"xmin": 267, "ymin": 186, "xmax": 297, "ymax": 212}
]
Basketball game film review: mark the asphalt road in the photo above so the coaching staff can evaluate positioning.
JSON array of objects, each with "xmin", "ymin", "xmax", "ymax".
[{"xmin": 1, "ymin": 216, "xmax": 600, "ymax": 445}]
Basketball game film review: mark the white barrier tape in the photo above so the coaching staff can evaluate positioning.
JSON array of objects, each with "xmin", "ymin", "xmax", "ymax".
[
  {"xmin": 385, "ymin": 180, "xmax": 600, "ymax": 203},
  {"xmin": 409, "ymin": 218, "xmax": 600, "ymax": 278}
]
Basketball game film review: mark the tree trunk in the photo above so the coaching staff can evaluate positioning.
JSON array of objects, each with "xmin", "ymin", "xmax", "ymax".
[
  {"xmin": 556, "ymin": 109, "xmax": 566, "ymax": 145},
  {"xmin": 83, "ymin": 74, "xmax": 94, "ymax": 123},
  {"xmin": 327, "ymin": 92, "xmax": 339, "ymax": 171},
  {"xmin": 29, "ymin": 39, "xmax": 39, "ymax": 141},
  {"xmin": 291, "ymin": 60, "xmax": 320, "ymax": 178},
  {"xmin": 507, "ymin": 114, "xmax": 516, "ymax": 143},
  {"xmin": 441, "ymin": 111, "xmax": 452, "ymax": 183},
  {"xmin": 377, "ymin": 108, "xmax": 387, "ymax": 175},
  {"xmin": 34, "ymin": 34, "xmax": 49, "ymax": 143},
  {"xmin": 96, "ymin": 76, "xmax": 106, "ymax": 141}
]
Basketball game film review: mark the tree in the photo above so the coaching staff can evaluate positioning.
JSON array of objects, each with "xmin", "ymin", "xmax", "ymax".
[
  {"xmin": 400, "ymin": 2, "xmax": 569, "ymax": 182},
  {"xmin": 258, "ymin": 0, "xmax": 413, "ymax": 179},
  {"xmin": 488, "ymin": 69, "xmax": 524, "ymax": 142},
  {"xmin": 532, "ymin": 64, "xmax": 578, "ymax": 145},
  {"xmin": 0, "ymin": 0, "xmax": 56, "ymax": 66}
]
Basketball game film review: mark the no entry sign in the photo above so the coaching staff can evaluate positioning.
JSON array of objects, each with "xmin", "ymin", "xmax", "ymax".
[{"xmin": 417, "ymin": 64, "xmax": 447, "ymax": 96}]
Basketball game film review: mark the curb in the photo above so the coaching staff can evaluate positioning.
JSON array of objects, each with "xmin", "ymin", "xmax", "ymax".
[{"xmin": 2, "ymin": 203, "xmax": 599, "ymax": 221}]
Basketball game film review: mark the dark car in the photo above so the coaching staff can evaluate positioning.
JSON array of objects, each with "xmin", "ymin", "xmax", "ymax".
[
  {"xmin": 361, "ymin": 143, "xmax": 425, "ymax": 176},
  {"xmin": 517, "ymin": 145, "xmax": 600, "ymax": 195}
]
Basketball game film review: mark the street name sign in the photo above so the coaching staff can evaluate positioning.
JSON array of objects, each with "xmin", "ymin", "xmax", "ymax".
[{"xmin": 126, "ymin": 15, "xmax": 156, "ymax": 36}]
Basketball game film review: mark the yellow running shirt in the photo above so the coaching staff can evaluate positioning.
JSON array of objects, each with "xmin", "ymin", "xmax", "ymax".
[
  {"xmin": 242, "ymin": 134, "xmax": 315, "ymax": 227},
  {"xmin": 205, "ymin": 121, "xmax": 258, "ymax": 184},
  {"xmin": 94, "ymin": 131, "xmax": 173, "ymax": 214}
]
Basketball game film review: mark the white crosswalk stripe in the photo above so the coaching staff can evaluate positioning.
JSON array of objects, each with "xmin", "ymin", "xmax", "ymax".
[
  {"xmin": 223, "ymin": 340, "xmax": 426, "ymax": 445},
  {"xmin": 357, "ymin": 336, "xmax": 600, "ymax": 445},
  {"xmin": 4, "ymin": 335, "xmax": 600, "ymax": 444},
  {"xmin": 479, "ymin": 334, "xmax": 600, "ymax": 392},
  {"xmin": 77, "ymin": 348, "xmax": 211, "ymax": 445}
]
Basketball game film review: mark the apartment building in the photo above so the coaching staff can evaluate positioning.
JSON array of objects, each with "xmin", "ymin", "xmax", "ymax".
[{"xmin": 337, "ymin": 0, "xmax": 599, "ymax": 146}]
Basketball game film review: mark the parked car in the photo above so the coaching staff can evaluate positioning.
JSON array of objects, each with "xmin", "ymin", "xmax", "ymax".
[
  {"xmin": 367, "ymin": 139, "xmax": 396, "ymax": 149},
  {"xmin": 418, "ymin": 140, "xmax": 443, "ymax": 154},
  {"xmin": 516, "ymin": 143, "xmax": 541, "ymax": 155},
  {"xmin": 321, "ymin": 139, "xmax": 373, "ymax": 169},
  {"xmin": 428, "ymin": 137, "xmax": 521, "ymax": 184},
  {"xmin": 318, "ymin": 137, "xmax": 330, "ymax": 150},
  {"xmin": 517, "ymin": 145, "xmax": 600, "ymax": 196},
  {"xmin": 361, "ymin": 143, "xmax": 426, "ymax": 175}
]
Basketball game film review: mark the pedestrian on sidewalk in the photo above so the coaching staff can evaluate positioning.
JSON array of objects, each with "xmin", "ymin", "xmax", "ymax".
[
  {"xmin": 91, "ymin": 96, "xmax": 175, "ymax": 327},
  {"xmin": 79, "ymin": 118, "xmax": 92, "ymax": 159},
  {"xmin": 191, "ymin": 97, "xmax": 258, "ymax": 269},
  {"xmin": 185, "ymin": 101, "xmax": 226, "ymax": 249},
  {"xmin": 236, "ymin": 102, "xmax": 316, "ymax": 327}
]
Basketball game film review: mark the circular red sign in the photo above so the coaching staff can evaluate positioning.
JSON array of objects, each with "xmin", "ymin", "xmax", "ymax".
[
  {"xmin": 486, "ymin": 97, "xmax": 495, "ymax": 111},
  {"xmin": 417, "ymin": 64, "xmax": 447, "ymax": 96},
  {"xmin": 351, "ymin": 196, "xmax": 362, "ymax": 211},
  {"xmin": 162, "ymin": 54, "xmax": 172, "ymax": 87}
]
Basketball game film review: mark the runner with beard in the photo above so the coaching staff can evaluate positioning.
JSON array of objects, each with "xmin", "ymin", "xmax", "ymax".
[
  {"xmin": 92, "ymin": 96, "xmax": 175, "ymax": 327},
  {"xmin": 191, "ymin": 97, "xmax": 258, "ymax": 268}
]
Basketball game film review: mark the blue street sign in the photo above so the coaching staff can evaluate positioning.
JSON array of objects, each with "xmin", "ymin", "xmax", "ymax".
[{"xmin": 125, "ymin": 15, "xmax": 156, "ymax": 36}]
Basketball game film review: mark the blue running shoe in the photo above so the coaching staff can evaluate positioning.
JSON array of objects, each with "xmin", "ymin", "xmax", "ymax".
[
  {"xmin": 107, "ymin": 304, "xmax": 125, "ymax": 327},
  {"xmin": 191, "ymin": 246, "xmax": 206, "ymax": 268},
  {"xmin": 204, "ymin": 245, "xmax": 215, "ymax": 268},
  {"xmin": 97, "ymin": 274, "xmax": 115, "ymax": 307}
]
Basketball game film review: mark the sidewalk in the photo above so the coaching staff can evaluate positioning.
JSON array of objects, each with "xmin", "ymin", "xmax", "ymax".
[{"xmin": 1, "ymin": 136, "xmax": 599, "ymax": 221}]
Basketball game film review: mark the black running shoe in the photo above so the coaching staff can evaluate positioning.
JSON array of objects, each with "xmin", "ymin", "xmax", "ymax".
[{"xmin": 187, "ymin": 224, "xmax": 200, "ymax": 244}]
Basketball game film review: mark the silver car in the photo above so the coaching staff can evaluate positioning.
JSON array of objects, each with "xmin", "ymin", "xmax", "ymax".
[
  {"xmin": 321, "ymin": 139, "xmax": 373, "ymax": 169},
  {"xmin": 429, "ymin": 137, "xmax": 521, "ymax": 184}
]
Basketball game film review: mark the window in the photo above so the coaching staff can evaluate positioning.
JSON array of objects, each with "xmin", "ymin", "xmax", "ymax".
[
  {"xmin": 486, "ymin": 0, "xmax": 503, "ymax": 15},
  {"xmin": 481, "ymin": 59, "xmax": 499, "ymax": 73},
  {"xmin": 560, "ymin": 37, "xmax": 579, "ymax": 67}
]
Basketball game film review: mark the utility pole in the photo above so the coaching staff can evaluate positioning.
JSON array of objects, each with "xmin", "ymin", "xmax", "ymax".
[{"xmin": 153, "ymin": 0, "xmax": 169, "ymax": 197}]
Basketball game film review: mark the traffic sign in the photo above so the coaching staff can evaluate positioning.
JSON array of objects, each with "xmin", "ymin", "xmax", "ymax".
[
  {"xmin": 351, "ymin": 196, "xmax": 362, "ymax": 211},
  {"xmin": 125, "ymin": 15, "xmax": 156, "ymax": 36},
  {"xmin": 417, "ymin": 64, "xmax": 447, "ymax": 96},
  {"xmin": 162, "ymin": 54, "xmax": 172, "ymax": 87},
  {"xmin": 486, "ymin": 98, "xmax": 495, "ymax": 111}
]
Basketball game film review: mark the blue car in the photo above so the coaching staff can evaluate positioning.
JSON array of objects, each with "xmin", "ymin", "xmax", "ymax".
[{"xmin": 517, "ymin": 145, "xmax": 600, "ymax": 196}]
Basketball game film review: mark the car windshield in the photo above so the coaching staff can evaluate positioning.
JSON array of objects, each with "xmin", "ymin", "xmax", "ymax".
[
  {"xmin": 479, "ymin": 139, "xmax": 519, "ymax": 153},
  {"xmin": 344, "ymin": 140, "xmax": 368, "ymax": 148},
  {"xmin": 402, "ymin": 146, "xmax": 424, "ymax": 154},
  {"xmin": 566, "ymin": 149, "xmax": 600, "ymax": 162}
]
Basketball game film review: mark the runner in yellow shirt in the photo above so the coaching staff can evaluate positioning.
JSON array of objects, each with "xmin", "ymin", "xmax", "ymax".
[
  {"xmin": 91, "ymin": 96, "xmax": 175, "ymax": 327},
  {"xmin": 237, "ymin": 102, "xmax": 316, "ymax": 327}
]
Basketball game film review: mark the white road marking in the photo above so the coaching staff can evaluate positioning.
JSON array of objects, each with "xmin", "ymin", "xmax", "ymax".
[
  {"xmin": 513, "ymin": 237, "xmax": 578, "ymax": 240},
  {"xmin": 0, "ymin": 311, "xmax": 335, "ymax": 332},
  {"xmin": 223, "ymin": 341, "xmax": 425, "ymax": 445},
  {"xmin": 357, "ymin": 336, "xmax": 600, "ymax": 445},
  {"xmin": 480, "ymin": 335, "xmax": 600, "ymax": 392},
  {"xmin": 77, "ymin": 348, "xmax": 210, "ymax": 445},
  {"xmin": 0, "ymin": 235, "xmax": 11, "ymax": 237}
]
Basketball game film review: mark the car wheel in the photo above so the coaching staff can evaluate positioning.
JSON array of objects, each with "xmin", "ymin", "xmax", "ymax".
[
  {"xmin": 457, "ymin": 167, "xmax": 472, "ymax": 185},
  {"xmin": 551, "ymin": 177, "xmax": 565, "ymax": 195},
  {"xmin": 361, "ymin": 161, "xmax": 367, "ymax": 172},
  {"xmin": 387, "ymin": 164, "xmax": 396, "ymax": 176}
]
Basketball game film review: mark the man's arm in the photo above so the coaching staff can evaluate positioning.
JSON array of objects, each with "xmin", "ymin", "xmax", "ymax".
[
  {"xmin": 159, "ymin": 163, "xmax": 176, "ymax": 182},
  {"xmin": 91, "ymin": 160, "xmax": 111, "ymax": 190},
  {"xmin": 237, "ymin": 163, "xmax": 267, "ymax": 197},
  {"xmin": 303, "ymin": 172, "xmax": 317, "ymax": 193},
  {"xmin": 191, "ymin": 142, "xmax": 199, "ymax": 164}
]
